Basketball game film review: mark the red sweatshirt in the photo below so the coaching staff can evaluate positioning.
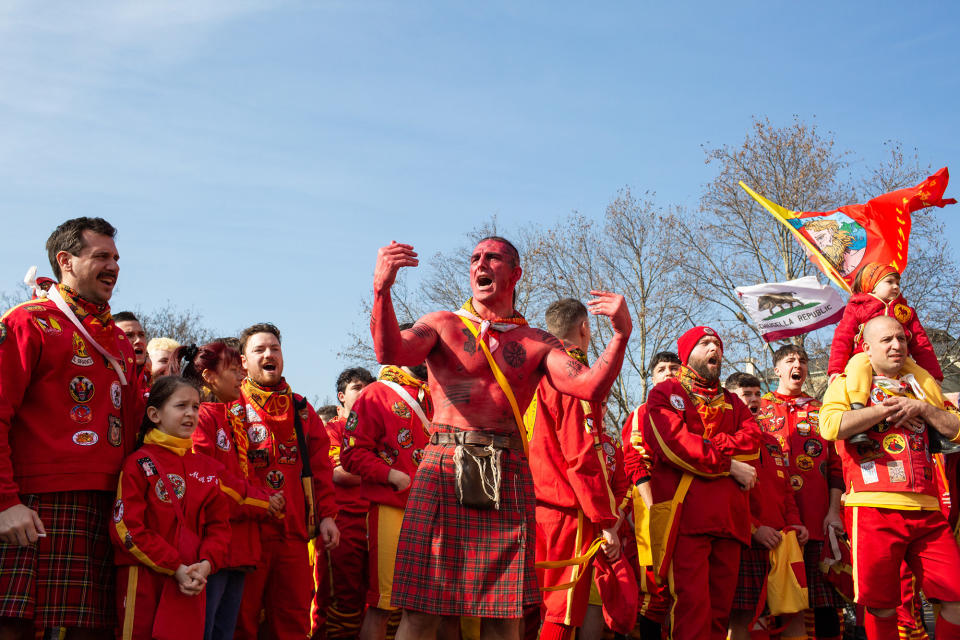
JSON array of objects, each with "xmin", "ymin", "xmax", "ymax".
[
  {"xmin": 111, "ymin": 430, "xmax": 233, "ymax": 575},
  {"xmin": 237, "ymin": 383, "xmax": 338, "ymax": 540},
  {"xmin": 0, "ymin": 290, "xmax": 143, "ymax": 510},
  {"xmin": 828, "ymin": 293, "xmax": 942, "ymax": 379},
  {"xmin": 757, "ymin": 392, "xmax": 843, "ymax": 541},
  {"xmin": 749, "ymin": 432, "xmax": 802, "ymax": 532},
  {"xmin": 642, "ymin": 378, "xmax": 761, "ymax": 544},
  {"xmin": 528, "ymin": 363, "xmax": 620, "ymax": 528},
  {"xmin": 621, "ymin": 403, "xmax": 653, "ymax": 486},
  {"xmin": 339, "ymin": 379, "xmax": 432, "ymax": 509},
  {"xmin": 193, "ymin": 403, "xmax": 274, "ymax": 569},
  {"xmin": 326, "ymin": 416, "xmax": 370, "ymax": 514}
]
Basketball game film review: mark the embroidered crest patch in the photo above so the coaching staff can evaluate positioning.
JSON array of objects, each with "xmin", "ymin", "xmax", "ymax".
[
  {"xmin": 397, "ymin": 427, "xmax": 413, "ymax": 448},
  {"xmin": 111, "ymin": 381, "xmax": 122, "ymax": 409},
  {"xmin": 216, "ymin": 428, "xmax": 231, "ymax": 451},
  {"xmin": 669, "ymin": 394, "xmax": 685, "ymax": 411},
  {"xmin": 265, "ymin": 469, "xmax": 285, "ymax": 489},
  {"xmin": 392, "ymin": 401, "xmax": 411, "ymax": 419},
  {"xmin": 72, "ymin": 430, "xmax": 97, "ymax": 445},
  {"xmin": 71, "ymin": 332, "xmax": 94, "ymax": 367},
  {"xmin": 108, "ymin": 416, "xmax": 122, "ymax": 447}
]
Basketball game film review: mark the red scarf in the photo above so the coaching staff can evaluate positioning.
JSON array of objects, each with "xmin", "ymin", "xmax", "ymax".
[
  {"xmin": 58, "ymin": 284, "xmax": 124, "ymax": 361},
  {"xmin": 676, "ymin": 365, "xmax": 726, "ymax": 438}
]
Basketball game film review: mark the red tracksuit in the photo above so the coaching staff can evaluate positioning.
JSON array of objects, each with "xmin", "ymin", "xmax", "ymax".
[
  {"xmin": 0, "ymin": 289, "xmax": 143, "ymax": 510},
  {"xmin": 757, "ymin": 392, "xmax": 844, "ymax": 542},
  {"xmin": 822, "ymin": 374, "xmax": 960, "ymax": 640},
  {"xmin": 233, "ymin": 381, "xmax": 338, "ymax": 640},
  {"xmin": 642, "ymin": 377, "xmax": 761, "ymax": 640},
  {"xmin": 340, "ymin": 375, "xmax": 433, "ymax": 609},
  {"xmin": 111, "ymin": 430, "xmax": 233, "ymax": 640},
  {"xmin": 529, "ymin": 364, "xmax": 622, "ymax": 636},
  {"xmin": 827, "ymin": 293, "xmax": 942, "ymax": 380}
]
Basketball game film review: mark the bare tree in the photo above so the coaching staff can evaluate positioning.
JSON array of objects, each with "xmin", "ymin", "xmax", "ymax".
[{"xmin": 135, "ymin": 303, "xmax": 217, "ymax": 346}]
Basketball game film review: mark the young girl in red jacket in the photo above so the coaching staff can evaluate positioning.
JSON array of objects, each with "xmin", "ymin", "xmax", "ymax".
[
  {"xmin": 828, "ymin": 262, "xmax": 944, "ymax": 446},
  {"xmin": 111, "ymin": 376, "xmax": 234, "ymax": 640}
]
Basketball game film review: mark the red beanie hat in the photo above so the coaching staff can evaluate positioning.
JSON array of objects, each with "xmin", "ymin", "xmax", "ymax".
[{"xmin": 677, "ymin": 326, "xmax": 723, "ymax": 365}]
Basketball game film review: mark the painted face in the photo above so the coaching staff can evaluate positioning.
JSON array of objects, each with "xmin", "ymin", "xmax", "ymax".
[
  {"xmin": 149, "ymin": 385, "xmax": 200, "ymax": 440},
  {"xmin": 58, "ymin": 231, "xmax": 119, "ymax": 305},
  {"xmin": 242, "ymin": 332, "xmax": 284, "ymax": 386},
  {"xmin": 338, "ymin": 379, "xmax": 369, "ymax": 413},
  {"xmin": 775, "ymin": 352, "xmax": 808, "ymax": 391},
  {"xmin": 687, "ymin": 336, "xmax": 723, "ymax": 384},
  {"xmin": 204, "ymin": 361, "xmax": 245, "ymax": 403},
  {"xmin": 469, "ymin": 239, "xmax": 521, "ymax": 306},
  {"xmin": 734, "ymin": 386, "xmax": 763, "ymax": 415},
  {"xmin": 116, "ymin": 320, "xmax": 147, "ymax": 366},
  {"xmin": 148, "ymin": 349, "xmax": 173, "ymax": 377},
  {"xmin": 650, "ymin": 360, "xmax": 681, "ymax": 385},
  {"xmin": 872, "ymin": 273, "xmax": 901, "ymax": 302}
]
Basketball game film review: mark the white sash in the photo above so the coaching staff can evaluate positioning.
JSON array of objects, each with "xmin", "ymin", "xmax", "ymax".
[
  {"xmin": 46, "ymin": 285, "xmax": 128, "ymax": 386},
  {"xmin": 380, "ymin": 380, "xmax": 429, "ymax": 429}
]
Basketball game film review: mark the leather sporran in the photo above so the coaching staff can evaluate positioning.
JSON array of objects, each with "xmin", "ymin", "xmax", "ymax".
[{"xmin": 453, "ymin": 444, "xmax": 502, "ymax": 510}]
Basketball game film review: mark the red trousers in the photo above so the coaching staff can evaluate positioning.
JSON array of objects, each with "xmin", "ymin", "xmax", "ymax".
[
  {"xmin": 116, "ymin": 565, "xmax": 204, "ymax": 640},
  {"xmin": 667, "ymin": 534, "xmax": 741, "ymax": 640},
  {"xmin": 535, "ymin": 505, "xmax": 597, "ymax": 627},
  {"xmin": 235, "ymin": 528, "xmax": 314, "ymax": 640},
  {"xmin": 849, "ymin": 506, "xmax": 960, "ymax": 609},
  {"xmin": 324, "ymin": 510, "xmax": 368, "ymax": 638}
]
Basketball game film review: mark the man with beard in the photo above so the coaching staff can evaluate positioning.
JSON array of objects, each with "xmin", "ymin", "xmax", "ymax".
[
  {"xmin": 371, "ymin": 238, "xmax": 631, "ymax": 640},
  {"xmin": 113, "ymin": 312, "xmax": 149, "ymax": 387},
  {"xmin": 340, "ymin": 357, "xmax": 433, "ymax": 640},
  {"xmin": 641, "ymin": 326, "xmax": 760, "ymax": 640},
  {"xmin": 757, "ymin": 345, "xmax": 845, "ymax": 640},
  {"xmin": 620, "ymin": 351, "xmax": 681, "ymax": 640},
  {"xmin": 820, "ymin": 316, "xmax": 960, "ymax": 640},
  {"xmin": 233, "ymin": 323, "xmax": 340, "ymax": 640},
  {"xmin": 0, "ymin": 217, "xmax": 142, "ymax": 639}
]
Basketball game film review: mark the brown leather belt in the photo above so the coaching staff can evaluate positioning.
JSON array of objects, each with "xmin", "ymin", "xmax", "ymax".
[{"xmin": 430, "ymin": 431, "xmax": 524, "ymax": 451}]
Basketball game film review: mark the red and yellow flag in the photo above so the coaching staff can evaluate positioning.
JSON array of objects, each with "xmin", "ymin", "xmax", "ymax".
[{"xmin": 740, "ymin": 168, "xmax": 955, "ymax": 292}]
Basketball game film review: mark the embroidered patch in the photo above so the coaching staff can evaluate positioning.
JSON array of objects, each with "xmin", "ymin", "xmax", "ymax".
[
  {"xmin": 71, "ymin": 332, "xmax": 94, "ymax": 367},
  {"xmin": 894, "ymin": 303, "xmax": 912, "ymax": 324},
  {"xmin": 887, "ymin": 459, "xmax": 907, "ymax": 483},
  {"xmin": 345, "ymin": 411, "xmax": 359, "ymax": 432},
  {"xmin": 155, "ymin": 478, "xmax": 170, "ymax": 502},
  {"xmin": 163, "ymin": 474, "xmax": 186, "ymax": 500},
  {"xmin": 265, "ymin": 469, "xmax": 285, "ymax": 489},
  {"xmin": 245, "ymin": 405, "xmax": 259, "ymax": 423},
  {"xmin": 397, "ymin": 427, "xmax": 413, "ymax": 448},
  {"xmin": 108, "ymin": 416, "xmax": 122, "ymax": 447},
  {"xmin": 796, "ymin": 421, "xmax": 811, "ymax": 436},
  {"xmin": 216, "ymin": 428, "xmax": 231, "ymax": 451},
  {"xmin": 669, "ymin": 394, "xmax": 685, "ymax": 411},
  {"xmin": 68, "ymin": 376, "xmax": 95, "ymax": 403},
  {"xmin": 807, "ymin": 410, "xmax": 819, "ymax": 425},
  {"xmin": 110, "ymin": 381, "xmax": 122, "ymax": 409},
  {"xmin": 789, "ymin": 475, "xmax": 803, "ymax": 490},
  {"xmin": 113, "ymin": 499, "xmax": 124, "ymax": 522},
  {"xmin": 882, "ymin": 433, "xmax": 907, "ymax": 456},
  {"xmin": 35, "ymin": 316, "xmax": 63, "ymax": 335},
  {"xmin": 602, "ymin": 441, "xmax": 616, "ymax": 466},
  {"xmin": 377, "ymin": 450, "xmax": 396, "ymax": 465},
  {"xmin": 854, "ymin": 441, "xmax": 884, "ymax": 463},
  {"xmin": 870, "ymin": 387, "xmax": 887, "ymax": 405},
  {"xmin": 908, "ymin": 435, "xmax": 924, "ymax": 452},
  {"xmin": 795, "ymin": 454, "xmax": 814, "ymax": 471},
  {"xmin": 392, "ymin": 401, "xmax": 411, "ymax": 419},
  {"xmin": 248, "ymin": 425, "xmax": 268, "ymax": 444},
  {"xmin": 412, "ymin": 448, "xmax": 425, "ymax": 465},
  {"xmin": 70, "ymin": 405, "xmax": 93, "ymax": 425},
  {"xmin": 803, "ymin": 438, "xmax": 823, "ymax": 458},
  {"xmin": 860, "ymin": 461, "xmax": 879, "ymax": 484},
  {"xmin": 248, "ymin": 449, "xmax": 269, "ymax": 468},
  {"xmin": 72, "ymin": 430, "xmax": 97, "ymax": 445},
  {"xmin": 277, "ymin": 443, "xmax": 298, "ymax": 464},
  {"xmin": 138, "ymin": 457, "xmax": 157, "ymax": 477},
  {"xmin": 703, "ymin": 327, "xmax": 715, "ymax": 335}
]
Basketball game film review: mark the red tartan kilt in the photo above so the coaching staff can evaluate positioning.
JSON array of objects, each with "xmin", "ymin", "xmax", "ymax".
[
  {"xmin": 0, "ymin": 491, "xmax": 115, "ymax": 629},
  {"xmin": 733, "ymin": 545, "xmax": 770, "ymax": 612},
  {"xmin": 391, "ymin": 442, "xmax": 539, "ymax": 617},
  {"xmin": 804, "ymin": 540, "xmax": 845, "ymax": 608}
]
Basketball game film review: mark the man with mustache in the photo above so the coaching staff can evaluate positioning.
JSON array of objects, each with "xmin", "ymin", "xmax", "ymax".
[
  {"xmin": 0, "ymin": 217, "xmax": 142, "ymax": 639},
  {"xmin": 371, "ymin": 237, "xmax": 631, "ymax": 640},
  {"xmin": 232, "ymin": 323, "xmax": 340, "ymax": 640},
  {"xmin": 821, "ymin": 316, "xmax": 960, "ymax": 640},
  {"xmin": 641, "ymin": 326, "xmax": 760, "ymax": 640}
]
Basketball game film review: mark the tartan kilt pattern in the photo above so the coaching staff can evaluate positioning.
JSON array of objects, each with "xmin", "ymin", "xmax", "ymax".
[
  {"xmin": 732, "ymin": 545, "xmax": 770, "ymax": 612},
  {"xmin": 0, "ymin": 491, "xmax": 115, "ymax": 628},
  {"xmin": 804, "ymin": 539, "xmax": 844, "ymax": 609},
  {"xmin": 391, "ymin": 443, "xmax": 539, "ymax": 617}
]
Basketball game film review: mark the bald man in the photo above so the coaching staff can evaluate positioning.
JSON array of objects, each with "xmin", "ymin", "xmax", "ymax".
[{"xmin": 821, "ymin": 316, "xmax": 960, "ymax": 640}]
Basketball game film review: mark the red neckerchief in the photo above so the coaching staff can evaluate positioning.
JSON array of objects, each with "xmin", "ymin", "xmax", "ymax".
[
  {"xmin": 58, "ymin": 283, "xmax": 123, "ymax": 360},
  {"xmin": 240, "ymin": 377, "xmax": 295, "ymax": 445},
  {"xmin": 677, "ymin": 365, "xmax": 726, "ymax": 438}
]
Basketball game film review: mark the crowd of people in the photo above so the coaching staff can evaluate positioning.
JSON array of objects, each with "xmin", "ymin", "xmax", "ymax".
[{"xmin": 0, "ymin": 216, "xmax": 959, "ymax": 640}]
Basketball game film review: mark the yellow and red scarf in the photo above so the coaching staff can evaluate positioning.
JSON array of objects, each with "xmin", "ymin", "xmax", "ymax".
[
  {"xmin": 58, "ymin": 284, "xmax": 124, "ymax": 360},
  {"xmin": 454, "ymin": 298, "xmax": 527, "ymax": 351},
  {"xmin": 677, "ymin": 365, "xmax": 726, "ymax": 438},
  {"xmin": 232, "ymin": 378, "xmax": 296, "ymax": 476},
  {"xmin": 379, "ymin": 365, "xmax": 433, "ymax": 431}
]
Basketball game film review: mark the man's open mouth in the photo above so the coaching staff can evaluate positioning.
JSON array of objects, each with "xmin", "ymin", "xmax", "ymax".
[
  {"xmin": 476, "ymin": 276, "xmax": 493, "ymax": 287},
  {"xmin": 98, "ymin": 273, "xmax": 117, "ymax": 286},
  {"xmin": 791, "ymin": 371, "xmax": 802, "ymax": 381},
  {"xmin": 263, "ymin": 363, "xmax": 277, "ymax": 372}
]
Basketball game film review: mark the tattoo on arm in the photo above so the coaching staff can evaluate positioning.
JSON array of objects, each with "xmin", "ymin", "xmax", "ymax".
[
  {"xmin": 535, "ymin": 329, "xmax": 564, "ymax": 350},
  {"xmin": 566, "ymin": 359, "xmax": 585, "ymax": 378},
  {"xmin": 503, "ymin": 341, "xmax": 526, "ymax": 368},
  {"xmin": 409, "ymin": 323, "xmax": 434, "ymax": 340},
  {"xmin": 442, "ymin": 382, "xmax": 473, "ymax": 407},
  {"xmin": 461, "ymin": 329, "xmax": 477, "ymax": 355}
]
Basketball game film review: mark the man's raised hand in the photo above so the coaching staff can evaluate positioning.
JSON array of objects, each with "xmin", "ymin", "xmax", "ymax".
[
  {"xmin": 374, "ymin": 242, "xmax": 419, "ymax": 293},
  {"xmin": 586, "ymin": 290, "xmax": 632, "ymax": 337}
]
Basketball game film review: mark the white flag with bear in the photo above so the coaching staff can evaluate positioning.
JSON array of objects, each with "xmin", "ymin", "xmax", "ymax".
[{"xmin": 735, "ymin": 275, "xmax": 845, "ymax": 342}]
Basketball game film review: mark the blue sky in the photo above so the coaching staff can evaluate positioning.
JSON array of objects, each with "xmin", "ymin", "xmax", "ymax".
[{"xmin": 2, "ymin": 1, "xmax": 958, "ymax": 403}]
